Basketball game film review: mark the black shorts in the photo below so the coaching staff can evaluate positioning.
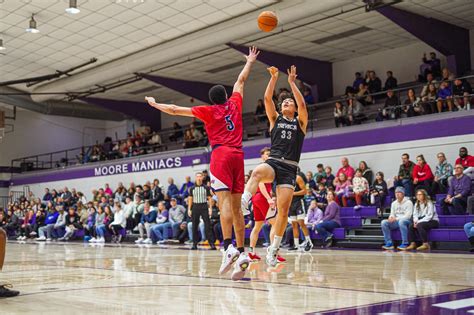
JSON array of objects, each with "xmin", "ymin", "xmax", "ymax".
[
  {"xmin": 265, "ymin": 158, "xmax": 298, "ymax": 188},
  {"xmin": 289, "ymin": 198, "xmax": 306, "ymax": 220}
]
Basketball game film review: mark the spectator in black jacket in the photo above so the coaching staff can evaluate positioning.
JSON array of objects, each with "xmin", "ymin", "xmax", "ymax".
[
  {"xmin": 379, "ymin": 89, "xmax": 400, "ymax": 120},
  {"xmin": 367, "ymin": 71, "xmax": 382, "ymax": 95},
  {"xmin": 370, "ymin": 172, "xmax": 388, "ymax": 217},
  {"xmin": 59, "ymin": 207, "xmax": 82, "ymax": 241},
  {"xmin": 452, "ymin": 79, "xmax": 472, "ymax": 110},
  {"xmin": 384, "ymin": 71, "xmax": 398, "ymax": 90}
]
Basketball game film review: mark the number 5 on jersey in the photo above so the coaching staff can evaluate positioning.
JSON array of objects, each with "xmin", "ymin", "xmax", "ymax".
[{"xmin": 225, "ymin": 115, "xmax": 235, "ymax": 131}]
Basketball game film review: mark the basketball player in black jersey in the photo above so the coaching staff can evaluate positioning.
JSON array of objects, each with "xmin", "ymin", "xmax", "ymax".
[
  {"xmin": 242, "ymin": 65, "xmax": 308, "ymax": 266},
  {"xmin": 288, "ymin": 171, "xmax": 313, "ymax": 252}
]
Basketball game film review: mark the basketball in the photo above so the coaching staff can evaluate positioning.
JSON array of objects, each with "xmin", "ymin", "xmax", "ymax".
[{"xmin": 258, "ymin": 11, "xmax": 278, "ymax": 32}]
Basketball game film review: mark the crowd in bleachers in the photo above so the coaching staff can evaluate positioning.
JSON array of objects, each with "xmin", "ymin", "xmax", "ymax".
[
  {"xmin": 333, "ymin": 53, "xmax": 473, "ymax": 128},
  {"xmin": 2, "ymin": 145, "xmax": 473, "ymax": 251}
]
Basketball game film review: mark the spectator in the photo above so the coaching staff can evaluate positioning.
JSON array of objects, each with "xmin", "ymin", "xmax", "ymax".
[
  {"xmin": 394, "ymin": 153, "xmax": 415, "ymax": 198},
  {"xmin": 303, "ymin": 87, "xmax": 315, "ymax": 104},
  {"xmin": 335, "ymin": 173, "xmax": 351, "ymax": 205},
  {"xmin": 123, "ymin": 196, "xmax": 136, "ymax": 230},
  {"xmin": 379, "ymin": 89, "xmax": 400, "ymax": 120},
  {"xmin": 5, "ymin": 209, "xmax": 19, "ymax": 238},
  {"xmin": 367, "ymin": 71, "xmax": 382, "ymax": 95},
  {"xmin": 168, "ymin": 198, "xmax": 186, "ymax": 240},
  {"xmin": 167, "ymin": 178, "xmax": 179, "ymax": 201},
  {"xmin": 142, "ymin": 184, "xmax": 152, "ymax": 202},
  {"xmin": 352, "ymin": 72, "xmax": 364, "ymax": 92},
  {"xmin": 359, "ymin": 161, "xmax": 373, "ymax": 185},
  {"xmin": 305, "ymin": 200, "xmax": 323, "ymax": 231},
  {"xmin": 169, "ymin": 122, "xmax": 184, "ymax": 142},
  {"xmin": 412, "ymin": 154, "xmax": 434, "ymax": 196},
  {"xmin": 189, "ymin": 123, "xmax": 204, "ymax": 144},
  {"xmin": 441, "ymin": 67, "xmax": 455, "ymax": 81},
  {"xmin": 305, "ymin": 171, "xmax": 316, "ymax": 192},
  {"xmin": 150, "ymin": 179, "xmax": 164, "ymax": 206},
  {"xmin": 183, "ymin": 129, "xmax": 198, "ymax": 148},
  {"xmin": 18, "ymin": 209, "xmax": 35, "ymax": 240},
  {"xmin": 42, "ymin": 188, "xmax": 52, "ymax": 204},
  {"xmin": 343, "ymin": 169, "xmax": 369, "ymax": 209},
  {"xmin": 452, "ymin": 78, "xmax": 472, "ymax": 110},
  {"xmin": 151, "ymin": 201, "xmax": 170, "ymax": 244},
  {"xmin": 179, "ymin": 176, "xmax": 194, "ymax": 201},
  {"xmin": 315, "ymin": 182, "xmax": 328, "ymax": 210},
  {"xmin": 406, "ymin": 189, "xmax": 439, "ymax": 251},
  {"xmin": 147, "ymin": 131, "xmax": 162, "ymax": 147},
  {"xmin": 315, "ymin": 191, "xmax": 341, "ymax": 248},
  {"xmin": 109, "ymin": 202, "xmax": 126, "ymax": 243},
  {"xmin": 36, "ymin": 205, "xmax": 58, "ymax": 241},
  {"xmin": 456, "ymin": 147, "xmax": 474, "ymax": 169},
  {"xmin": 356, "ymin": 83, "xmax": 372, "ymax": 106},
  {"xmin": 464, "ymin": 221, "xmax": 474, "ymax": 252},
  {"xmin": 53, "ymin": 206, "xmax": 66, "ymax": 239},
  {"xmin": 431, "ymin": 152, "xmax": 453, "ymax": 195},
  {"xmin": 441, "ymin": 164, "xmax": 472, "ymax": 215},
  {"xmin": 421, "ymin": 83, "xmax": 438, "ymax": 114},
  {"xmin": 135, "ymin": 201, "xmax": 157, "ymax": 244},
  {"xmin": 313, "ymin": 164, "xmax": 326, "ymax": 184},
  {"xmin": 58, "ymin": 207, "xmax": 81, "ymax": 241},
  {"xmin": 202, "ymin": 170, "xmax": 211, "ymax": 185},
  {"xmin": 370, "ymin": 171, "xmax": 388, "ymax": 217},
  {"xmin": 381, "ymin": 187, "xmax": 413, "ymax": 250},
  {"xmin": 324, "ymin": 166, "xmax": 335, "ymax": 188},
  {"xmin": 437, "ymin": 81, "xmax": 454, "ymax": 112},
  {"xmin": 104, "ymin": 184, "xmax": 113, "ymax": 197},
  {"xmin": 95, "ymin": 206, "xmax": 113, "ymax": 243},
  {"xmin": 336, "ymin": 157, "xmax": 355, "ymax": 181},
  {"xmin": 334, "ymin": 102, "xmax": 346, "ymax": 128},
  {"xmin": 403, "ymin": 88, "xmax": 421, "ymax": 117},
  {"xmin": 255, "ymin": 99, "xmax": 265, "ymax": 116},
  {"xmin": 89, "ymin": 206, "xmax": 105, "ymax": 243},
  {"xmin": 421, "ymin": 73, "xmax": 438, "ymax": 96},
  {"xmin": 422, "ymin": 52, "xmax": 441, "ymax": 78},
  {"xmin": 384, "ymin": 71, "xmax": 398, "ymax": 90}
]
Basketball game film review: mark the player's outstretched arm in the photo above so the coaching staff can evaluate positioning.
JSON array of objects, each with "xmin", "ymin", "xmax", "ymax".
[
  {"xmin": 287, "ymin": 65, "xmax": 308, "ymax": 133},
  {"xmin": 264, "ymin": 66, "xmax": 279, "ymax": 128},
  {"xmin": 145, "ymin": 96, "xmax": 194, "ymax": 117},
  {"xmin": 233, "ymin": 46, "xmax": 260, "ymax": 96}
]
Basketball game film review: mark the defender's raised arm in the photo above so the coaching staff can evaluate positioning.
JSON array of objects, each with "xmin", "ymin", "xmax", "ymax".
[
  {"xmin": 233, "ymin": 46, "xmax": 260, "ymax": 96},
  {"xmin": 145, "ymin": 96, "xmax": 194, "ymax": 117}
]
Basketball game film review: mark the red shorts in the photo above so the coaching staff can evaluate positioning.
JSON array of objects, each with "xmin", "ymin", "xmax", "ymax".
[
  {"xmin": 252, "ymin": 193, "xmax": 269, "ymax": 221},
  {"xmin": 209, "ymin": 146, "xmax": 244, "ymax": 194}
]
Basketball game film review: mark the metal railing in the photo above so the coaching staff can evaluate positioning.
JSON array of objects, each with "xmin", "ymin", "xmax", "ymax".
[{"xmin": 10, "ymin": 75, "xmax": 474, "ymax": 173}]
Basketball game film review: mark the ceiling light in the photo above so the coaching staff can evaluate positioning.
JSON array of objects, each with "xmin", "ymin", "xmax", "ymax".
[
  {"xmin": 0, "ymin": 39, "xmax": 5, "ymax": 50},
  {"xmin": 65, "ymin": 0, "xmax": 80, "ymax": 14},
  {"xmin": 26, "ymin": 15, "xmax": 40, "ymax": 33}
]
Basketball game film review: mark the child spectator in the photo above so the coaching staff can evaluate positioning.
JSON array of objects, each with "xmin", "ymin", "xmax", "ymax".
[
  {"xmin": 436, "ymin": 81, "xmax": 454, "ymax": 112},
  {"xmin": 305, "ymin": 200, "xmax": 323, "ymax": 231},
  {"xmin": 370, "ymin": 172, "xmax": 388, "ymax": 217},
  {"xmin": 343, "ymin": 169, "xmax": 369, "ymax": 209}
]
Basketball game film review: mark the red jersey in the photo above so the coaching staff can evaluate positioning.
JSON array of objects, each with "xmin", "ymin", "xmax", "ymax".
[
  {"xmin": 191, "ymin": 92, "xmax": 243, "ymax": 148},
  {"xmin": 456, "ymin": 155, "xmax": 474, "ymax": 168}
]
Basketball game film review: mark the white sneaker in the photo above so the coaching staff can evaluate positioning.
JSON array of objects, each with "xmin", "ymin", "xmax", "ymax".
[
  {"xmin": 135, "ymin": 238, "xmax": 144, "ymax": 244},
  {"xmin": 16, "ymin": 236, "xmax": 23, "ymax": 240},
  {"xmin": 143, "ymin": 238, "xmax": 153, "ymax": 244},
  {"xmin": 157, "ymin": 240, "xmax": 166, "ymax": 244},
  {"xmin": 46, "ymin": 238, "xmax": 52, "ymax": 242},
  {"xmin": 231, "ymin": 253, "xmax": 251, "ymax": 281},
  {"xmin": 266, "ymin": 246, "xmax": 279, "ymax": 267},
  {"xmin": 36, "ymin": 236, "xmax": 46, "ymax": 241},
  {"xmin": 97, "ymin": 237, "xmax": 105, "ymax": 243},
  {"xmin": 89, "ymin": 237, "xmax": 97, "ymax": 243},
  {"xmin": 219, "ymin": 244, "xmax": 240, "ymax": 275}
]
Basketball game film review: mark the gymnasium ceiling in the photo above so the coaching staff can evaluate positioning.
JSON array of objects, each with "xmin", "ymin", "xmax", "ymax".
[{"xmin": 1, "ymin": 0, "xmax": 474, "ymax": 107}]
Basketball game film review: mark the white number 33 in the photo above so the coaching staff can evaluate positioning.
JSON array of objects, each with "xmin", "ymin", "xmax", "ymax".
[{"xmin": 281, "ymin": 130, "xmax": 292, "ymax": 139}]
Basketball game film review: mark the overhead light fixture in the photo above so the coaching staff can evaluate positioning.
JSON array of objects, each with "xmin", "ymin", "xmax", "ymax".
[
  {"xmin": 0, "ymin": 39, "xmax": 5, "ymax": 51},
  {"xmin": 65, "ymin": 0, "xmax": 80, "ymax": 14},
  {"xmin": 26, "ymin": 14, "xmax": 40, "ymax": 33}
]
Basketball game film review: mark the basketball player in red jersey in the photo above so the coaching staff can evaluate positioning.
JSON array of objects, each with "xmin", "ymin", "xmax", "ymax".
[{"xmin": 145, "ymin": 46, "xmax": 260, "ymax": 281}]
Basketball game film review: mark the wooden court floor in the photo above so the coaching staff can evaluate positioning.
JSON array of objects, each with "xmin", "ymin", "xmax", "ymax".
[{"xmin": 1, "ymin": 242, "xmax": 473, "ymax": 314}]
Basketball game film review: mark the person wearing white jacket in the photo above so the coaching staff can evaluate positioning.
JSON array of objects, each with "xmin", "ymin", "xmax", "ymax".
[
  {"xmin": 406, "ymin": 189, "xmax": 439, "ymax": 251},
  {"xmin": 381, "ymin": 186, "xmax": 413, "ymax": 250},
  {"xmin": 109, "ymin": 202, "xmax": 126, "ymax": 243}
]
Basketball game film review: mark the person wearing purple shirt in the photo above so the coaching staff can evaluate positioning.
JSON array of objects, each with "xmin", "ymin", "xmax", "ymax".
[
  {"xmin": 151, "ymin": 201, "xmax": 170, "ymax": 244},
  {"xmin": 306, "ymin": 200, "xmax": 323, "ymax": 231},
  {"xmin": 315, "ymin": 191, "xmax": 341, "ymax": 248},
  {"xmin": 441, "ymin": 164, "xmax": 472, "ymax": 215}
]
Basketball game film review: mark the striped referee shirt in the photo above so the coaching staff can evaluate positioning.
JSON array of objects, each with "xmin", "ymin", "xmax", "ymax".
[{"xmin": 189, "ymin": 184, "xmax": 211, "ymax": 205}]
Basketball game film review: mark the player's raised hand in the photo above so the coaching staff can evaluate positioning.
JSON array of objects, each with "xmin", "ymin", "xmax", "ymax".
[
  {"xmin": 246, "ymin": 46, "xmax": 260, "ymax": 63},
  {"xmin": 145, "ymin": 96, "xmax": 156, "ymax": 105},
  {"xmin": 267, "ymin": 66, "xmax": 279, "ymax": 79},
  {"xmin": 287, "ymin": 65, "xmax": 297, "ymax": 84}
]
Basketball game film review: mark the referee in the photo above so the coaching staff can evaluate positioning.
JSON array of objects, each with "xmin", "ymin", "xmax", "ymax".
[{"xmin": 188, "ymin": 172, "xmax": 216, "ymax": 250}]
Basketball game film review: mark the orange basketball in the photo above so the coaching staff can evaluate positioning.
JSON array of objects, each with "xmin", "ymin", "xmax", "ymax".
[{"xmin": 258, "ymin": 11, "xmax": 278, "ymax": 32}]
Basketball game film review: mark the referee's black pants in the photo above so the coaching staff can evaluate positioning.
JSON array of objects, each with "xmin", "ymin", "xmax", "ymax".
[{"xmin": 192, "ymin": 204, "xmax": 214, "ymax": 245}]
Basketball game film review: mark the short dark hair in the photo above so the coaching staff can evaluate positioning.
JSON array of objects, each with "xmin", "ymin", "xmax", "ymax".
[
  {"xmin": 208, "ymin": 85, "xmax": 227, "ymax": 104},
  {"xmin": 317, "ymin": 163, "xmax": 323, "ymax": 168},
  {"xmin": 402, "ymin": 153, "xmax": 409, "ymax": 159}
]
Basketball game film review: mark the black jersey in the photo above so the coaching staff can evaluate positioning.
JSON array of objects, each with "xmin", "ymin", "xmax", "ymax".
[{"xmin": 269, "ymin": 115, "xmax": 305, "ymax": 163}]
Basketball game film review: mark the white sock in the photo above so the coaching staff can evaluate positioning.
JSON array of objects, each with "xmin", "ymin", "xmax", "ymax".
[
  {"xmin": 272, "ymin": 235, "xmax": 282, "ymax": 249},
  {"xmin": 305, "ymin": 235, "xmax": 312, "ymax": 244},
  {"xmin": 242, "ymin": 191, "xmax": 252, "ymax": 203},
  {"xmin": 294, "ymin": 238, "xmax": 299, "ymax": 247}
]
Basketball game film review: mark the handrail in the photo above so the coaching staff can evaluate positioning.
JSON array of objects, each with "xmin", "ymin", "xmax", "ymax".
[{"xmin": 11, "ymin": 75, "xmax": 474, "ymax": 172}]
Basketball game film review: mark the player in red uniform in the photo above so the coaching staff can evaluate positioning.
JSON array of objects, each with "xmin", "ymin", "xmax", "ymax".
[{"xmin": 145, "ymin": 46, "xmax": 260, "ymax": 281}]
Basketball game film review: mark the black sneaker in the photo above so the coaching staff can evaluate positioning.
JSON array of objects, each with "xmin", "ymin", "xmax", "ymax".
[
  {"xmin": 304, "ymin": 241, "xmax": 313, "ymax": 252},
  {"xmin": 210, "ymin": 243, "xmax": 216, "ymax": 250},
  {"xmin": 191, "ymin": 244, "xmax": 198, "ymax": 250},
  {"xmin": 0, "ymin": 285, "xmax": 20, "ymax": 298}
]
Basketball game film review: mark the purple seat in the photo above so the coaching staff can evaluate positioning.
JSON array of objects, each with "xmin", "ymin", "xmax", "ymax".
[
  {"xmin": 438, "ymin": 215, "xmax": 474, "ymax": 227},
  {"xmin": 391, "ymin": 228, "xmax": 468, "ymax": 242},
  {"xmin": 436, "ymin": 194, "xmax": 447, "ymax": 205},
  {"xmin": 340, "ymin": 217, "xmax": 362, "ymax": 228},
  {"xmin": 383, "ymin": 196, "xmax": 392, "ymax": 207},
  {"xmin": 73, "ymin": 229, "xmax": 85, "ymax": 239},
  {"xmin": 340, "ymin": 206, "xmax": 377, "ymax": 218}
]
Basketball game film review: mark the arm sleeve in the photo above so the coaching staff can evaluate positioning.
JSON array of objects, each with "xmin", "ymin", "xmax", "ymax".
[{"xmin": 191, "ymin": 106, "xmax": 212, "ymax": 124}]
